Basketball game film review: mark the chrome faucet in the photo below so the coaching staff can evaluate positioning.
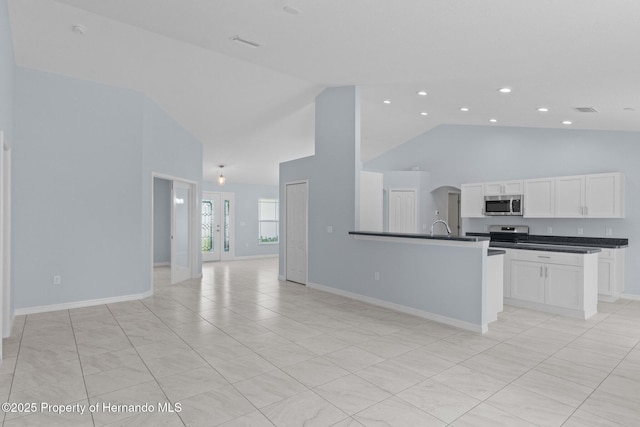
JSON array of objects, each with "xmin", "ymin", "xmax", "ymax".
[{"xmin": 430, "ymin": 219, "xmax": 452, "ymax": 236}]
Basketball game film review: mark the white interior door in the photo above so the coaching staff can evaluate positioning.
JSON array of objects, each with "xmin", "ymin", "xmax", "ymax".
[
  {"xmin": 202, "ymin": 192, "xmax": 222, "ymax": 262},
  {"xmin": 389, "ymin": 189, "xmax": 417, "ymax": 233},
  {"xmin": 286, "ymin": 182, "xmax": 308, "ymax": 285},
  {"xmin": 171, "ymin": 181, "xmax": 192, "ymax": 284}
]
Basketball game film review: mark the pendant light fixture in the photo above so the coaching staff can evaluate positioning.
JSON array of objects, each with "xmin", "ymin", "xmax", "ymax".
[{"xmin": 218, "ymin": 165, "xmax": 226, "ymax": 186}]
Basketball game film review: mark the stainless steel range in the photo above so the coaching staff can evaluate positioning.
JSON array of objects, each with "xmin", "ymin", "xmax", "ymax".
[{"xmin": 488, "ymin": 225, "xmax": 530, "ymax": 243}]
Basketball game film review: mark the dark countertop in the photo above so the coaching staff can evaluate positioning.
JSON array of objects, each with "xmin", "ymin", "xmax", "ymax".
[
  {"xmin": 349, "ymin": 231, "xmax": 489, "ymax": 242},
  {"xmin": 488, "ymin": 249, "xmax": 506, "ymax": 256},
  {"xmin": 467, "ymin": 232, "xmax": 628, "ymax": 249},
  {"xmin": 489, "ymin": 241, "xmax": 601, "ymax": 254}
]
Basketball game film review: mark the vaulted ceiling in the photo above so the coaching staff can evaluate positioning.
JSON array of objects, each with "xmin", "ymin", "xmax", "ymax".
[{"xmin": 8, "ymin": 0, "xmax": 640, "ymax": 184}]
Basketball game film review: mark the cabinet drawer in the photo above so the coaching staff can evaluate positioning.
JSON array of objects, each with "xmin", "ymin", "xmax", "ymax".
[{"xmin": 510, "ymin": 250, "xmax": 583, "ymax": 266}]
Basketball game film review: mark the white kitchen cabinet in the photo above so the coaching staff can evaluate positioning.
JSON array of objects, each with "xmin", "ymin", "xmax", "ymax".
[
  {"xmin": 523, "ymin": 178, "xmax": 555, "ymax": 217},
  {"xmin": 502, "ymin": 249, "xmax": 513, "ymax": 298},
  {"xmin": 598, "ymin": 248, "xmax": 625, "ymax": 302},
  {"xmin": 545, "ymin": 263, "xmax": 584, "ymax": 310},
  {"xmin": 511, "ymin": 260, "xmax": 545, "ymax": 303},
  {"xmin": 555, "ymin": 175, "xmax": 585, "ymax": 217},
  {"xmin": 484, "ymin": 180, "xmax": 523, "ymax": 196},
  {"xmin": 507, "ymin": 249, "xmax": 598, "ymax": 319},
  {"xmin": 555, "ymin": 173, "xmax": 624, "ymax": 218},
  {"xmin": 461, "ymin": 183, "xmax": 484, "ymax": 217},
  {"xmin": 585, "ymin": 173, "xmax": 624, "ymax": 218}
]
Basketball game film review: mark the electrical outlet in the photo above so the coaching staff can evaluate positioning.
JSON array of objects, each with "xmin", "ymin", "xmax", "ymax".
[
  {"xmin": 577, "ymin": 228, "xmax": 584, "ymax": 235},
  {"xmin": 547, "ymin": 227, "xmax": 553, "ymax": 234},
  {"xmin": 327, "ymin": 226, "xmax": 333, "ymax": 233},
  {"xmin": 606, "ymin": 228, "xmax": 613, "ymax": 236},
  {"xmin": 53, "ymin": 275, "xmax": 61, "ymax": 285},
  {"xmin": 374, "ymin": 272, "xmax": 380, "ymax": 281}
]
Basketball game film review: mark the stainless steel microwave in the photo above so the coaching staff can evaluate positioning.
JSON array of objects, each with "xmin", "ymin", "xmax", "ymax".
[{"xmin": 484, "ymin": 195, "xmax": 523, "ymax": 216}]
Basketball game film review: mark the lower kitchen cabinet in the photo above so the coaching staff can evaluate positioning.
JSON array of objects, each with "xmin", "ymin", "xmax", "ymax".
[
  {"xmin": 598, "ymin": 248, "xmax": 625, "ymax": 302},
  {"xmin": 511, "ymin": 260, "xmax": 545, "ymax": 303},
  {"xmin": 507, "ymin": 250, "xmax": 598, "ymax": 319}
]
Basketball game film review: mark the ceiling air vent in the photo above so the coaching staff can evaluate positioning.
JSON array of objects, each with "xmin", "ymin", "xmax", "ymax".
[{"xmin": 573, "ymin": 107, "xmax": 598, "ymax": 113}]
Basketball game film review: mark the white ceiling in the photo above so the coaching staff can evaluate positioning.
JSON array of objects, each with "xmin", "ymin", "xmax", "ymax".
[{"xmin": 8, "ymin": 0, "xmax": 640, "ymax": 185}]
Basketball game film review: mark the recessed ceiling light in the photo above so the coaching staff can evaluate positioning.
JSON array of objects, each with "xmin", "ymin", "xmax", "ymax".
[
  {"xmin": 537, "ymin": 107, "xmax": 549, "ymax": 112},
  {"xmin": 498, "ymin": 87, "xmax": 512, "ymax": 93},
  {"xmin": 420, "ymin": 112, "xmax": 428, "ymax": 116},
  {"xmin": 562, "ymin": 120, "xmax": 573, "ymax": 125},
  {"xmin": 489, "ymin": 119, "xmax": 498, "ymax": 123},
  {"xmin": 383, "ymin": 100, "xmax": 391, "ymax": 104},
  {"xmin": 417, "ymin": 91, "xmax": 427, "ymax": 96},
  {"xmin": 230, "ymin": 35, "xmax": 260, "ymax": 48},
  {"xmin": 460, "ymin": 107, "xmax": 469, "ymax": 112}
]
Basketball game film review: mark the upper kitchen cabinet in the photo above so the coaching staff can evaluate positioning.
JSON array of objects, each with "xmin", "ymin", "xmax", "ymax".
[
  {"xmin": 555, "ymin": 175, "xmax": 585, "ymax": 217},
  {"xmin": 484, "ymin": 180, "xmax": 524, "ymax": 196},
  {"xmin": 556, "ymin": 172, "xmax": 625, "ymax": 218},
  {"xmin": 524, "ymin": 178, "xmax": 555, "ymax": 217},
  {"xmin": 585, "ymin": 173, "xmax": 625, "ymax": 218},
  {"xmin": 461, "ymin": 183, "xmax": 485, "ymax": 217}
]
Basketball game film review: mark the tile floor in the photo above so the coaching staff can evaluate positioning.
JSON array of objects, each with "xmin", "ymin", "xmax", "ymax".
[{"xmin": 1, "ymin": 257, "xmax": 640, "ymax": 426}]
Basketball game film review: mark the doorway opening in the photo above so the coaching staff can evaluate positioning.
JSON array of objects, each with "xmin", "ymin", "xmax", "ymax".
[
  {"xmin": 285, "ymin": 181, "xmax": 308, "ymax": 285},
  {"xmin": 447, "ymin": 192, "xmax": 462, "ymax": 237},
  {"xmin": 152, "ymin": 174, "xmax": 199, "ymax": 286}
]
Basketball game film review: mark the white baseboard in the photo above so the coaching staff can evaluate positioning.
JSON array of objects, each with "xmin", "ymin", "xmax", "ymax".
[
  {"xmin": 307, "ymin": 282, "xmax": 487, "ymax": 334},
  {"xmin": 504, "ymin": 297, "xmax": 595, "ymax": 320},
  {"xmin": 153, "ymin": 261, "xmax": 170, "ymax": 267},
  {"xmin": 14, "ymin": 290, "xmax": 153, "ymax": 316},
  {"xmin": 233, "ymin": 254, "xmax": 278, "ymax": 261},
  {"xmin": 621, "ymin": 293, "xmax": 640, "ymax": 301}
]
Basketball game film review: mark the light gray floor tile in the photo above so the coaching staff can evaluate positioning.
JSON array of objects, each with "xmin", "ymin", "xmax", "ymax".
[
  {"xmin": 315, "ymin": 374, "xmax": 392, "ymax": 415},
  {"xmin": 262, "ymin": 390, "xmax": 347, "ymax": 427},
  {"xmin": 4, "ymin": 260, "xmax": 640, "ymax": 427},
  {"xmin": 451, "ymin": 402, "xmax": 536, "ymax": 427},
  {"xmin": 354, "ymin": 396, "xmax": 445, "ymax": 426},
  {"xmin": 397, "ymin": 379, "xmax": 481, "ymax": 423},
  {"xmin": 486, "ymin": 384, "xmax": 575, "ymax": 426}
]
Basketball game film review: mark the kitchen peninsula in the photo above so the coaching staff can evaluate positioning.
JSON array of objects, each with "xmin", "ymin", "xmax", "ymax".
[{"xmin": 344, "ymin": 231, "xmax": 498, "ymax": 333}]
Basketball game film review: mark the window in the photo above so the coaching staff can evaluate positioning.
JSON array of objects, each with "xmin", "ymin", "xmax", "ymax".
[
  {"xmin": 258, "ymin": 198, "xmax": 279, "ymax": 244},
  {"xmin": 201, "ymin": 200, "xmax": 214, "ymax": 252}
]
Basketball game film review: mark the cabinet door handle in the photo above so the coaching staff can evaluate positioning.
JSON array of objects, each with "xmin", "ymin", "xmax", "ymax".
[
  {"xmin": 585, "ymin": 206, "xmax": 588, "ymax": 216},
  {"xmin": 538, "ymin": 256, "xmax": 551, "ymax": 259},
  {"xmin": 540, "ymin": 266, "xmax": 543, "ymax": 277},
  {"xmin": 545, "ymin": 266, "xmax": 548, "ymax": 278}
]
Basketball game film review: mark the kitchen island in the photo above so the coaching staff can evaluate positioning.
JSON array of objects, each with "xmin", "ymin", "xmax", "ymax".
[{"xmin": 336, "ymin": 231, "xmax": 496, "ymax": 333}]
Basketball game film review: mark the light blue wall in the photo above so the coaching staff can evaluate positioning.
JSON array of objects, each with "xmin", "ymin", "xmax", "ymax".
[
  {"xmin": 13, "ymin": 68, "xmax": 146, "ymax": 308},
  {"xmin": 203, "ymin": 182, "xmax": 279, "ymax": 258},
  {"xmin": 366, "ymin": 124, "xmax": 640, "ymax": 296},
  {"xmin": 13, "ymin": 67, "xmax": 202, "ymax": 310},
  {"xmin": 153, "ymin": 177, "xmax": 171, "ymax": 264},
  {"xmin": 280, "ymin": 87, "xmax": 487, "ymax": 327},
  {"xmin": 1, "ymin": 0, "xmax": 15, "ymax": 322},
  {"xmin": 142, "ymin": 98, "xmax": 203, "ymax": 275},
  {"xmin": 0, "ymin": 0, "xmax": 13, "ymax": 141}
]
